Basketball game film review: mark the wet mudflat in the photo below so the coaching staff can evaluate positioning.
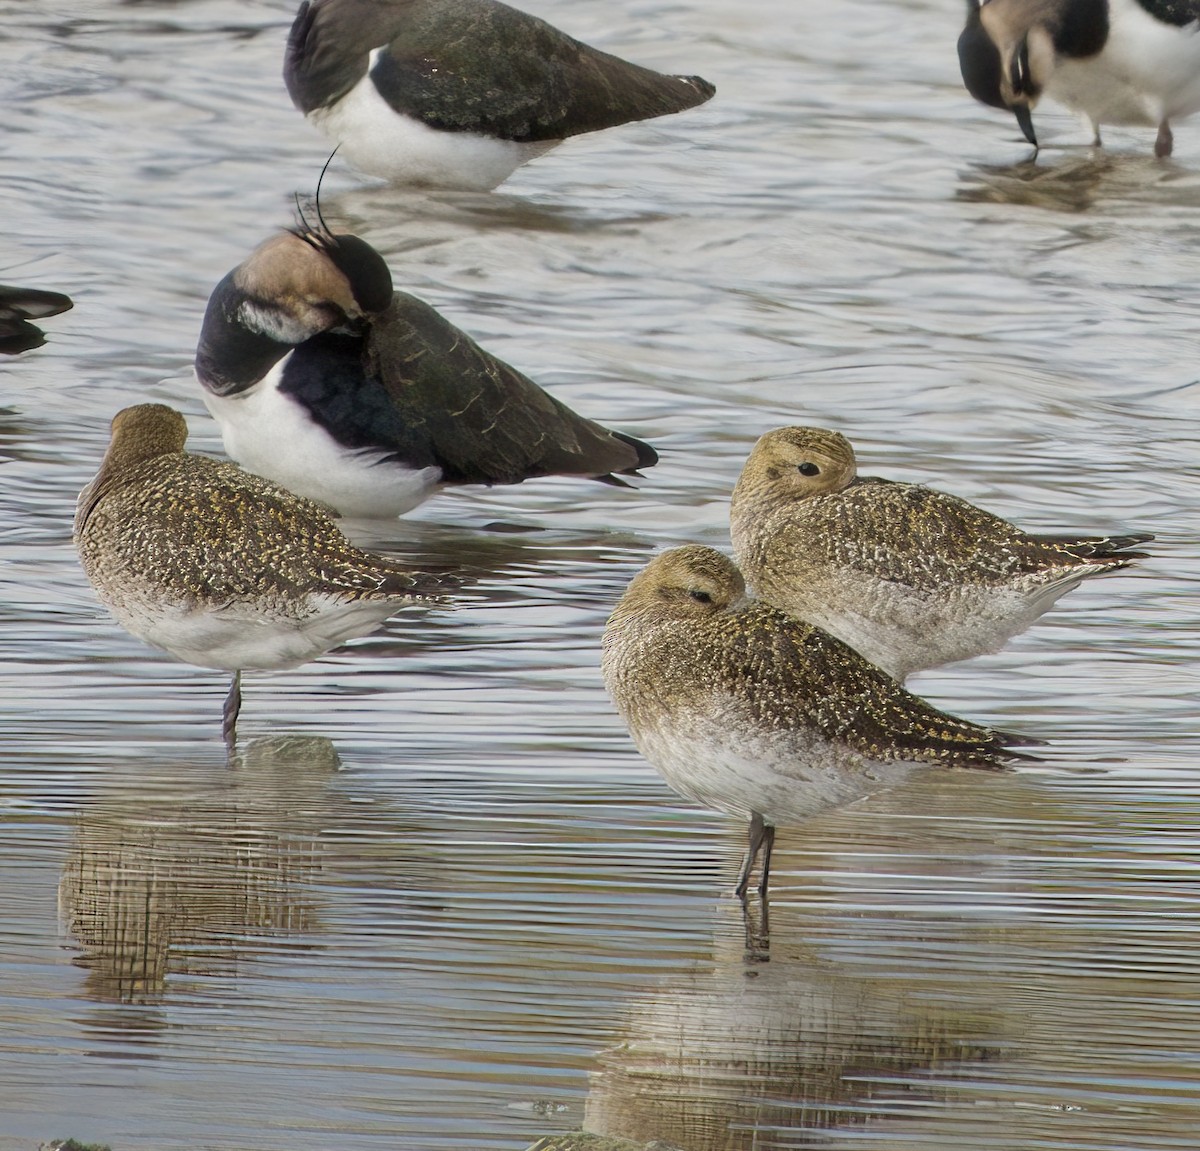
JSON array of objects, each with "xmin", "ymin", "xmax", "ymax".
[{"xmin": 1, "ymin": 0, "xmax": 1198, "ymax": 1148}]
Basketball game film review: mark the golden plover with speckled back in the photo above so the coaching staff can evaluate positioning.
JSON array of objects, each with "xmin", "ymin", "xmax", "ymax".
[
  {"xmin": 730, "ymin": 426, "xmax": 1151, "ymax": 683},
  {"xmin": 601, "ymin": 546, "xmax": 1031, "ymax": 897},
  {"xmin": 74, "ymin": 403, "xmax": 454, "ymax": 745}
]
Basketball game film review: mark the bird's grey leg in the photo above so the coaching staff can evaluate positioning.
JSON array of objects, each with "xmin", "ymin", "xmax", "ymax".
[
  {"xmin": 1156, "ymin": 120, "xmax": 1173, "ymax": 159},
  {"xmin": 757, "ymin": 823, "xmax": 776, "ymax": 897},
  {"xmin": 222, "ymin": 670, "xmax": 242, "ymax": 748},
  {"xmin": 735, "ymin": 811, "xmax": 768, "ymax": 898}
]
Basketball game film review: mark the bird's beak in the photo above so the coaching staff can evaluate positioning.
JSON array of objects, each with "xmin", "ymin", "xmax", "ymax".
[
  {"xmin": 996, "ymin": 35, "xmax": 1038, "ymax": 146},
  {"xmin": 1014, "ymin": 102, "xmax": 1037, "ymax": 147}
]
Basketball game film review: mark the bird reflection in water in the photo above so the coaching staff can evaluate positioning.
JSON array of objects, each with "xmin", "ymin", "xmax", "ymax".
[
  {"xmin": 583, "ymin": 899, "xmax": 1003, "ymax": 1150},
  {"xmin": 955, "ymin": 151, "xmax": 1191, "ymax": 212},
  {"xmin": 58, "ymin": 736, "xmax": 339, "ymax": 1009}
]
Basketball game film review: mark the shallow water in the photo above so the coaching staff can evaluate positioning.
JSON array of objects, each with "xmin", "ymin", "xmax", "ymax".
[{"xmin": 1, "ymin": 0, "xmax": 1197, "ymax": 1148}]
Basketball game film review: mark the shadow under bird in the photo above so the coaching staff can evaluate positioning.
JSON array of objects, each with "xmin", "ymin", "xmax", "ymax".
[
  {"xmin": 602, "ymin": 546, "xmax": 1031, "ymax": 897},
  {"xmin": 283, "ymin": 0, "xmax": 716, "ymax": 189},
  {"xmin": 0, "ymin": 283, "xmax": 72, "ymax": 354},
  {"xmin": 74, "ymin": 403, "xmax": 453, "ymax": 744},
  {"xmin": 194, "ymin": 225, "xmax": 656, "ymax": 518},
  {"xmin": 959, "ymin": 0, "xmax": 1200, "ymax": 157},
  {"xmin": 730, "ymin": 426, "xmax": 1152, "ymax": 683}
]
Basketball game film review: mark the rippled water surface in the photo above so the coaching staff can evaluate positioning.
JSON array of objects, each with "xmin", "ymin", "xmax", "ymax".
[{"xmin": 2, "ymin": 0, "xmax": 1198, "ymax": 1148}]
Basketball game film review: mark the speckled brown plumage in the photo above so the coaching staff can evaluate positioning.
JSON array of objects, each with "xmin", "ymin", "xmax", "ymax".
[
  {"xmin": 74, "ymin": 404, "xmax": 453, "ymax": 743},
  {"xmin": 605, "ymin": 546, "xmax": 1019, "ymax": 767},
  {"xmin": 602, "ymin": 546, "xmax": 1030, "ymax": 895},
  {"xmin": 76, "ymin": 405, "xmax": 446, "ymax": 610},
  {"xmin": 730, "ymin": 426, "xmax": 1151, "ymax": 681}
]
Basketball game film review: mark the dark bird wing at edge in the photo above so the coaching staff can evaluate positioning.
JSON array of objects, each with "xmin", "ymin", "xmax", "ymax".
[
  {"xmin": 0, "ymin": 285, "xmax": 73, "ymax": 320},
  {"xmin": 0, "ymin": 285, "xmax": 73, "ymax": 354},
  {"xmin": 276, "ymin": 292, "xmax": 657, "ymax": 487},
  {"xmin": 286, "ymin": 0, "xmax": 715, "ymax": 139}
]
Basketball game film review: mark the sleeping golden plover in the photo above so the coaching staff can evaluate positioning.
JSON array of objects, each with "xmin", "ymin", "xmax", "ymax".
[
  {"xmin": 601, "ymin": 545, "xmax": 1030, "ymax": 897},
  {"xmin": 74, "ymin": 403, "xmax": 453, "ymax": 744},
  {"xmin": 731, "ymin": 426, "xmax": 1151, "ymax": 682}
]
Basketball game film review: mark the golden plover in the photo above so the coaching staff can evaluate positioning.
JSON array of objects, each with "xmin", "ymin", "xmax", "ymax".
[
  {"xmin": 731, "ymin": 426, "xmax": 1151, "ymax": 682},
  {"xmin": 74, "ymin": 403, "xmax": 453, "ymax": 744},
  {"xmin": 601, "ymin": 545, "xmax": 1030, "ymax": 897}
]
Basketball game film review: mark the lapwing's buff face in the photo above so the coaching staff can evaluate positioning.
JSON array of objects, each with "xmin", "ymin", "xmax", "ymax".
[
  {"xmin": 977, "ymin": 0, "xmax": 1098, "ymax": 109},
  {"xmin": 231, "ymin": 229, "xmax": 394, "ymax": 343},
  {"xmin": 617, "ymin": 546, "xmax": 746, "ymax": 623},
  {"xmin": 739, "ymin": 426, "xmax": 857, "ymax": 502}
]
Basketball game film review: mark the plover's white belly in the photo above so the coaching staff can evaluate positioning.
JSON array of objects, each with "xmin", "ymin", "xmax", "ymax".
[
  {"xmin": 104, "ymin": 591, "xmax": 403, "ymax": 673},
  {"xmin": 201, "ymin": 363, "xmax": 443, "ymax": 519},
  {"xmin": 630, "ymin": 704, "xmax": 920, "ymax": 828},
  {"xmin": 771, "ymin": 572, "xmax": 1087, "ymax": 683},
  {"xmin": 1047, "ymin": 0, "xmax": 1200, "ymax": 126},
  {"xmin": 311, "ymin": 56, "xmax": 559, "ymax": 191}
]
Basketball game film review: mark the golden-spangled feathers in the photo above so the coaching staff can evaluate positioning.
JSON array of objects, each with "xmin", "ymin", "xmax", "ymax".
[{"xmin": 604, "ymin": 545, "xmax": 1025, "ymax": 772}]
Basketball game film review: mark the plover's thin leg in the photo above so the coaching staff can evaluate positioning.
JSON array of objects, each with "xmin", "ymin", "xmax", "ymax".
[
  {"xmin": 735, "ymin": 812, "xmax": 769, "ymax": 898},
  {"xmin": 222, "ymin": 670, "xmax": 242, "ymax": 747},
  {"xmin": 757, "ymin": 823, "xmax": 776, "ymax": 897},
  {"xmin": 1156, "ymin": 120, "xmax": 1174, "ymax": 158}
]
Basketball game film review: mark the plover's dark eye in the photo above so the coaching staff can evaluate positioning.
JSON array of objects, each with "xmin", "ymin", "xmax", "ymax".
[
  {"xmin": 688, "ymin": 589, "xmax": 713, "ymax": 604},
  {"xmin": 797, "ymin": 461, "xmax": 820, "ymax": 477}
]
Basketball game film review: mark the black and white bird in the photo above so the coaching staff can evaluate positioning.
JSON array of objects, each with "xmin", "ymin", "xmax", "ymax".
[
  {"xmin": 282, "ymin": 0, "xmax": 716, "ymax": 189},
  {"xmin": 958, "ymin": 0, "xmax": 1200, "ymax": 156},
  {"xmin": 194, "ymin": 225, "xmax": 657, "ymax": 518}
]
